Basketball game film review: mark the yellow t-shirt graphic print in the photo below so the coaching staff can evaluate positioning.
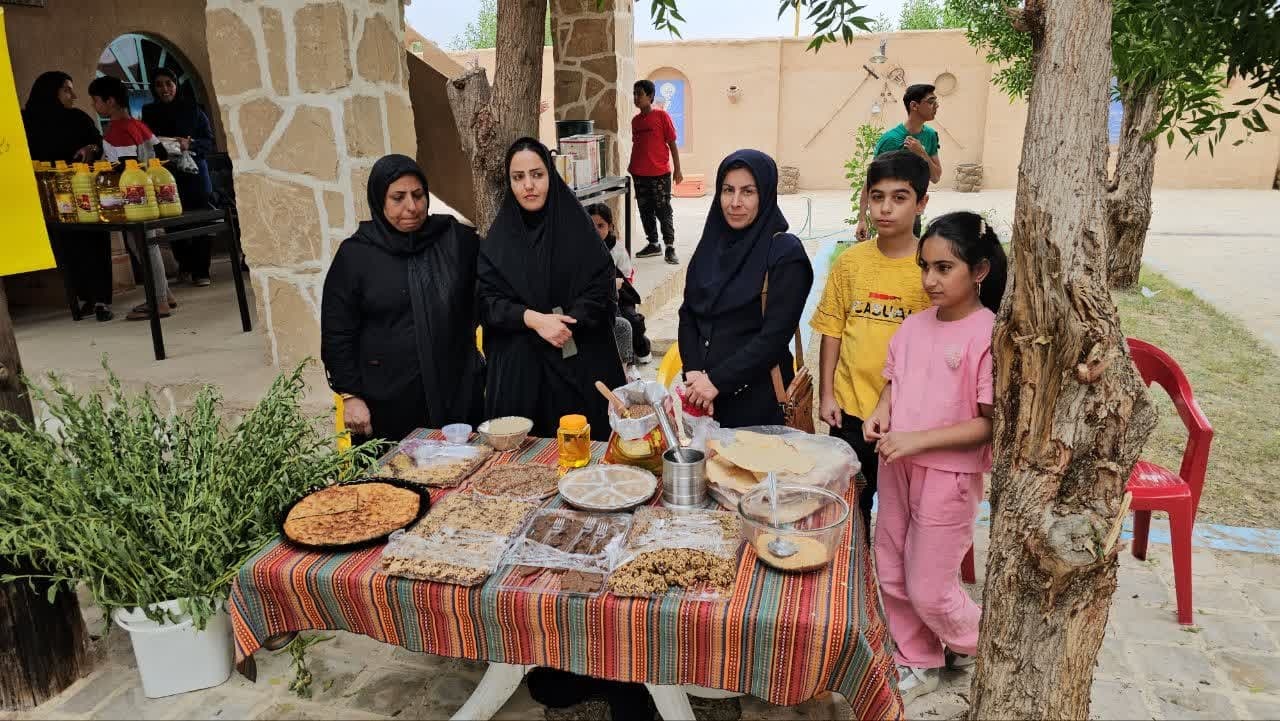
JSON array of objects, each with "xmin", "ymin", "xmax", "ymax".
[{"xmin": 810, "ymin": 241, "xmax": 932, "ymax": 419}]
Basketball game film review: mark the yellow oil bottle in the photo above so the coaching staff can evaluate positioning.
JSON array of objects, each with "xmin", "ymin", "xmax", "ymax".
[
  {"xmin": 146, "ymin": 158, "xmax": 182, "ymax": 218},
  {"xmin": 51, "ymin": 160, "xmax": 78, "ymax": 223},
  {"xmin": 119, "ymin": 159, "xmax": 159, "ymax": 222},
  {"xmin": 94, "ymin": 161, "xmax": 126, "ymax": 223},
  {"xmin": 72, "ymin": 162, "xmax": 99, "ymax": 223},
  {"xmin": 32, "ymin": 161, "xmax": 57, "ymax": 221}
]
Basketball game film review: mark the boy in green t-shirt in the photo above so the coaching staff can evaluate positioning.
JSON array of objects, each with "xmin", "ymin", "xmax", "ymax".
[{"xmin": 855, "ymin": 83, "xmax": 942, "ymax": 241}]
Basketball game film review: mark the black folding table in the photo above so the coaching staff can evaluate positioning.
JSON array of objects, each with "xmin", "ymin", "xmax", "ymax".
[{"xmin": 48, "ymin": 208, "xmax": 252, "ymax": 361}]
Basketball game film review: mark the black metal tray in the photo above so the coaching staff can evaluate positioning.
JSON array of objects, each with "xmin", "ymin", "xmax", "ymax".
[{"xmin": 278, "ymin": 477, "xmax": 432, "ymax": 552}]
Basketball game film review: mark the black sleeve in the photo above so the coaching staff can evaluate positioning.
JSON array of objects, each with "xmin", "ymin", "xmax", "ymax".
[
  {"xmin": 678, "ymin": 301, "xmax": 704, "ymax": 373},
  {"xmin": 320, "ymin": 246, "xmax": 364, "ymax": 396},
  {"xmin": 477, "ymin": 250, "xmax": 529, "ymax": 331},
  {"xmin": 72, "ymin": 109, "xmax": 102, "ymax": 151},
  {"xmin": 707, "ymin": 254, "xmax": 815, "ymax": 390},
  {"xmin": 190, "ymin": 108, "xmax": 216, "ymax": 157},
  {"xmin": 563, "ymin": 241, "xmax": 617, "ymax": 330}
]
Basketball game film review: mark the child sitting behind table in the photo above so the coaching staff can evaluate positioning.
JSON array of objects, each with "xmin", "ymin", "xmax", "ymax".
[
  {"xmin": 811, "ymin": 150, "xmax": 934, "ymax": 545},
  {"xmin": 589, "ymin": 203, "xmax": 653, "ymax": 367},
  {"xmin": 863, "ymin": 210, "xmax": 1007, "ymax": 703}
]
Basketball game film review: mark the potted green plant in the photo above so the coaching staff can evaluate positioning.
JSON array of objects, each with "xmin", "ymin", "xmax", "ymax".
[{"xmin": 0, "ymin": 363, "xmax": 381, "ymax": 698}]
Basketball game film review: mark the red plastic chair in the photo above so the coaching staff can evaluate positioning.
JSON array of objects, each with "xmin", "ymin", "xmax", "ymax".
[{"xmin": 958, "ymin": 338, "xmax": 1212, "ymax": 626}]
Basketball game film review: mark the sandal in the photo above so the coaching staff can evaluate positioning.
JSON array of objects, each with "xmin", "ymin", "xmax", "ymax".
[{"xmin": 126, "ymin": 304, "xmax": 172, "ymax": 321}]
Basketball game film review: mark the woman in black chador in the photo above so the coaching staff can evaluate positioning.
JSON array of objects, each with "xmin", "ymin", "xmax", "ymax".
[
  {"xmin": 321, "ymin": 154, "xmax": 484, "ymax": 443},
  {"xmin": 678, "ymin": 149, "xmax": 814, "ymax": 427},
  {"xmin": 478, "ymin": 137, "xmax": 625, "ymax": 441}
]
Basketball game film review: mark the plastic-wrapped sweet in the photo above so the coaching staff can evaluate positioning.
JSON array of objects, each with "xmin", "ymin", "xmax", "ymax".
[
  {"xmin": 497, "ymin": 508, "xmax": 633, "ymax": 596},
  {"xmin": 558, "ymin": 465, "xmax": 657, "ymax": 511},
  {"xmin": 378, "ymin": 439, "xmax": 494, "ymax": 487},
  {"xmin": 606, "ymin": 507, "xmax": 742, "ymax": 599},
  {"xmin": 380, "ymin": 492, "xmax": 537, "ymax": 585}
]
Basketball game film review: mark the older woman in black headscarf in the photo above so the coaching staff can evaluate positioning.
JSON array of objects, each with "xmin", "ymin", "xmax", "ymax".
[
  {"xmin": 478, "ymin": 137, "xmax": 625, "ymax": 441},
  {"xmin": 678, "ymin": 149, "xmax": 814, "ymax": 428},
  {"xmin": 22, "ymin": 71, "xmax": 113, "ymax": 321},
  {"xmin": 321, "ymin": 154, "xmax": 484, "ymax": 443},
  {"xmin": 142, "ymin": 67, "xmax": 217, "ymax": 286}
]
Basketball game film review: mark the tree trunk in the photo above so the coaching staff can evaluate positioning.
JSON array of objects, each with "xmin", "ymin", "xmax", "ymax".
[
  {"xmin": 0, "ymin": 284, "xmax": 33, "ymax": 426},
  {"xmin": 447, "ymin": 0, "xmax": 547, "ymax": 234},
  {"xmin": 0, "ymin": 283, "xmax": 93, "ymax": 710},
  {"xmin": 1106, "ymin": 83, "xmax": 1162, "ymax": 289},
  {"xmin": 969, "ymin": 0, "xmax": 1157, "ymax": 717}
]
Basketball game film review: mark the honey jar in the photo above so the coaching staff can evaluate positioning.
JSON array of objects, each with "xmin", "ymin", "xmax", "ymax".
[
  {"xmin": 557, "ymin": 414, "xmax": 592, "ymax": 470},
  {"xmin": 603, "ymin": 425, "xmax": 668, "ymax": 475}
]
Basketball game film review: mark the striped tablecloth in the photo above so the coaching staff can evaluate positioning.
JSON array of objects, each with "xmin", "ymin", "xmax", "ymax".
[{"xmin": 230, "ymin": 430, "xmax": 903, "ymax": 717}]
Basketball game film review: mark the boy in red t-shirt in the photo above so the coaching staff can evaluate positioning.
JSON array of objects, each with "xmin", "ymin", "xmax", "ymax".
[{"xmin": 629, "ymin": 80, "xmax": 683, "ymax": 265}]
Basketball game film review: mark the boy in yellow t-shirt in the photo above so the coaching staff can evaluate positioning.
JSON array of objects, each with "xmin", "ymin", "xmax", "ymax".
[{"xmin": 811, "ymin": 150, "xmax": 933, "ymax": 545}]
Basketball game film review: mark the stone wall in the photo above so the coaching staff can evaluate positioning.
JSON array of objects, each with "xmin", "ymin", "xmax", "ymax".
[
  {"xmin": 551, "ymin": 0, "xmax": 635, "ymax": 180},
  {"xmin": 204, "ymin": 0, "xmax": 415, "ymax": 368}
]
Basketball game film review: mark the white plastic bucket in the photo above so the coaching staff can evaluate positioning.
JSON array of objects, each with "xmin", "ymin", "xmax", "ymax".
[{"xmin": 112, "ymin": 598, "xmax": 234, "ymax": 698}]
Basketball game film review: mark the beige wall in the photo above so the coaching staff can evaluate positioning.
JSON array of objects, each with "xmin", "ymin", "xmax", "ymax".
[
  {"xmin": 457, "ymin": 30, "xmax": 1278, "ymax": 191},
  {"xmin": 4, "ymin": 0, "xmax": 226, "ymax": 148}
]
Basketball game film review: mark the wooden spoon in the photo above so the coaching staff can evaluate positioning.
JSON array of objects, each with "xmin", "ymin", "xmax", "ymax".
[{"xmin": 594, "ymin": 381, "xmax": 628, "ymax": 416}]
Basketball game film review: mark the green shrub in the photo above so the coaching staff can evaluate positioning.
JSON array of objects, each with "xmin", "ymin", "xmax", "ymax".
[{"xmin": 0, "ymin": 362, "xmax": 384, "ymax": 629}]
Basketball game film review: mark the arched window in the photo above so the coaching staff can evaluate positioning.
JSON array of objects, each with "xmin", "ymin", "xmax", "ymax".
[
  {"xmin": 648, "ymin": 68, "xmax": 691, "ymax": 150},
  {"xmin": 96, "ymin": 34, "xmax": 208, "ymax": 121}
]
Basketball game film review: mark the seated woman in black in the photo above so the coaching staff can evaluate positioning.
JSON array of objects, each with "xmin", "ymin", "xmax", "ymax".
[
  {"xmin": 321, "ymin": 154, "xmax": 484, "ymax": 442},
  {"xmin": 678, "ymin": 149, "xmax": 814, "ymax": 428},
  {"xmin": 478, "ymin": 137, "xmax": 625, "ymax": 440}
]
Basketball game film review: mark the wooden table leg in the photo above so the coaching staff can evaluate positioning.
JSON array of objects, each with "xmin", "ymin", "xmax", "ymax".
[
  {"xmin": 449, "ymin": 662, "xmax": 529, "ymax": 721},
  {"xmin": 235, "ymin": 655, "xmax": 257, "ymax": 682}
]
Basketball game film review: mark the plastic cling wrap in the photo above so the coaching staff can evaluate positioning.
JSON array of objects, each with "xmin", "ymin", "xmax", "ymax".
[
  {"xmin": 380, "ymin": 492, "xmax": 538, "ymax": 586},
  {"xmin": 497, "ymin": 508, "xmax": 633, "ymax": 597},
  {"xmin": 705, "ymin": 427, "xmax": 858, "ymax": 519},
  {"xmin": 377, "ymin": 439, "xmax": 494, "ymax": 488},
  {"xmin": 606, "ymin": 507, "xmax": 742, "ymax": 600}
]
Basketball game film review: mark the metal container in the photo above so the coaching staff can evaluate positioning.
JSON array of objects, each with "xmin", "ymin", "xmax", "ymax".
[
  {"xmin": 662, "ymin": 447, "xmax": 707, "ymax": 507},
  {"xmin": 556, "ymin": 119, "xmax": 594, "ymax": 140}
]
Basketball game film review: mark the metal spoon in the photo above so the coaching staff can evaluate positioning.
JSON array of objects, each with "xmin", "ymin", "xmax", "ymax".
[
  {"xmin": 764, "ymin": 472, "xmax": 797, "ymax": 558},
  {"xmin": 645, "ymin": 384, "xmax": 691, "ymax": 462}
]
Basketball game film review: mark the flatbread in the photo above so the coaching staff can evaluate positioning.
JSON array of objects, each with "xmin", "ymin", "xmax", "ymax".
[
  {"xmin": 287, "ymin": 486, "xmax": 359, "ymax": 519},
  {"xmin": 706, "ymin": 454, "xmax": 758, "ymax": 494},
  {"xmin": 284, "ymin": 483, "xmax": 421, "ymax": 546},
  {"xmin": 716, "ymin": 431, "xmax": 814, "ymax": 475}
]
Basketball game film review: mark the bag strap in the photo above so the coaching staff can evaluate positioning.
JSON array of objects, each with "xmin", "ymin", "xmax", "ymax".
[{"xmin": 762, "ymin": 274, "xmax": 805, "ymax": 406}]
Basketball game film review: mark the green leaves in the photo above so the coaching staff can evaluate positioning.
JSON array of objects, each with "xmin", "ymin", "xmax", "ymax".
[
  {"xmin": 843, "ymin": 123, "xmax": 883, "ymax": 226},
  {"xmin": 0, "ymin": 362, "xmax": 384, "ymax": 630},
  {"xmin": 949, "ymin": 0, "xmax": 1279, "ymax": 154}
]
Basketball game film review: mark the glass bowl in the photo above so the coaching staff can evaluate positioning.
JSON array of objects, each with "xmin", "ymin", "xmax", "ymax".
[{"xmin": 737, "ymin": 483, "xmax": 849, "ymax": 573}]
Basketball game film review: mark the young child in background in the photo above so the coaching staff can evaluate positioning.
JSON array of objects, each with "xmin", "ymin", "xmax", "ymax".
[
  {"xmin": 862, "ymin": 211, "xmax": 1007, "ymax": 702},
  {"xmin": 811, "ymin": 150, "xmax": 934, "ymax": 545},
  {"xmin": 589, "ymin": 203, "xmax": 653, "ymax": 368}
]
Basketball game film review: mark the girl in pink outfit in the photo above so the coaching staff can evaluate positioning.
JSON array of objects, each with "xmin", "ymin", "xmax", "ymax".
[{"xmin": 862, "ymin": 211, "xmax": 1008, "ymax": 703}]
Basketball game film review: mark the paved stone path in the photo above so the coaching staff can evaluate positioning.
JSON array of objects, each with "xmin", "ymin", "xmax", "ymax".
[{"xmin": 7, "ymin": 525, "xmax": 1280, "ymax": 721}]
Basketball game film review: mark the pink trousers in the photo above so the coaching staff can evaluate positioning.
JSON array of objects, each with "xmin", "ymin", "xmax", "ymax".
[{"xmin": 874, "ymin": 460, "xmax": 983, "ymax": 668}]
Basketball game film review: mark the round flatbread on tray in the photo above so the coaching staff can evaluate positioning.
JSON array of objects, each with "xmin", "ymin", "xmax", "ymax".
[{"xmin": 282, "ymin": 480, "xmax": 427, "ymax": 549}]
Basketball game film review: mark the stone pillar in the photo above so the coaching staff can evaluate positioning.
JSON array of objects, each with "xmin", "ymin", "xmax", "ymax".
[
  {"xmin": 204, "ymin": 0, "xmax": 416, "ymax": 367},
  {"xmin": 551, "ymin": 0, "xmax": 635, "ymax": 181}
]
